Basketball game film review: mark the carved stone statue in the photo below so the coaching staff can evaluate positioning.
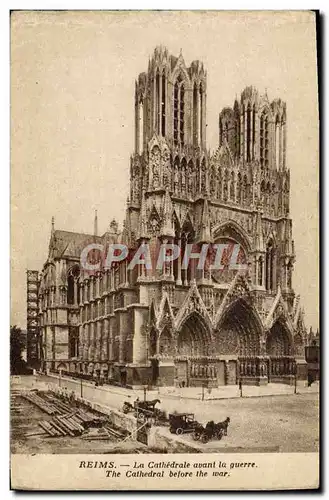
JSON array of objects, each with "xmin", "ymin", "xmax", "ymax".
[{"xmin": 151, "ymin": 146, "xmax": 160, "ymax": 189}]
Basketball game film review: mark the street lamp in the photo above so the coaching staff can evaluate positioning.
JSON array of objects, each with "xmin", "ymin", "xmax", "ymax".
[
  {"xmin": 80, "ymin": 365, "xmax": 83, "ymax": 398},
  {"xmin": 294, "ymin": 361, "xmax": 297, "ymax": 394},
  {"xmin": 201, "ymin": 383, "xmax": 206, "ymax": 401},
  {"xmin": 239, "ymin": 378, "xmax": 243, "ymax": 398}
]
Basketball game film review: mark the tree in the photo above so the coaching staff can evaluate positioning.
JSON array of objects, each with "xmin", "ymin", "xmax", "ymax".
[{"xmin": 10, "ymin": 325, "xmax": 27, "ymax": 374}]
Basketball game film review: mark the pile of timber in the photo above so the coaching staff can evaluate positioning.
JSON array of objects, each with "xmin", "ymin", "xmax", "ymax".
[
  {"xmin": 20, "ymin": 390, "xmax": 117, "ymax": 439},
  {"xmin": 21, "ymin": 391, "xmax": 105, "ymax": 425},
  {"xmin": 37, "ymin": 409, "xmax": 109, "ymax": 438},
  {"xmin": 38, "ymin": 411, "xmax": 85, "ymax": 437},
  {"xmin": 21, "ymin": 392, "xmax": 62, "ymax": 415},
  {"xmin": 42, "ymin": 393, "xmax": 72, "ymax": 413},
  {"xmin": 81, "ymin": 425, "xmax": 128, "ymax": 441}
]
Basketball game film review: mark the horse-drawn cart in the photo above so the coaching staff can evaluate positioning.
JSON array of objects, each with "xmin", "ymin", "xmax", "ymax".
[
  {"xmin": 122, "ymin": 398, "xmax": 164, "ymax": 423},
  {"xmin": 192, "ymin": 420, "xmax": 225, "ymax": 443}
]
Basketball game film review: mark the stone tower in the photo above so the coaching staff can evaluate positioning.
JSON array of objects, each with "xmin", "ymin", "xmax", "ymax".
[{"xmin": 37, "ymin": 47, "xmax": 308, "ymax": 388}]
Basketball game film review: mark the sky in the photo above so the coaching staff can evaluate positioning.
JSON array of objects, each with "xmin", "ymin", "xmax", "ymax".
[{"xmin": 11, "ymin": 11, "xmax": 319, "ymax": 330}]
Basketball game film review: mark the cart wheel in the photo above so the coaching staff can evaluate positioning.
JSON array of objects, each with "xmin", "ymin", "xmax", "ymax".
[
  {"xmin": 176, "ymin": 428, "xmax": 183, "ymax": 435},
  {"xmin": 122, "ymin": 405, "xmax": 129, "ymax": 414},
  {"xmin": 192, "ymin": 432, "xmax": 200, "ymax": 441},
  {"xmin": 201, "ymin": 433, "xmax": 209, "ymax": 443},
  {"xmin": 138, "ymin": 412, "xmax": 145, "ymax": 422}
]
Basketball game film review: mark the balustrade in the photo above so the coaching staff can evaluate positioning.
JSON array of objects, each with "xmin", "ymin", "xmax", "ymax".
[
  {"xmin": 239, "ymin": 355, "xmax": 295, "ymax": 378},
  {"xmin": 268, "ymin": 356, "xmax": 295, "ymax": 377},
  {"xmin": 189, "ymin": 361, "xmax": 217, "ymax": 380}
]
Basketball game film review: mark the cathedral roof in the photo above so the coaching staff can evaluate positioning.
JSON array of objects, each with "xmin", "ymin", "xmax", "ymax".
[{"xmin": 50, "ymin": 230, "xmax": 103, "ymax": 259}]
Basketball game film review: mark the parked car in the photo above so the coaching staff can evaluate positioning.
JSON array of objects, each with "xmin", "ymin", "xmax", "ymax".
[{"xmin": 169, "ymin": 412, "xmax": 199, "ymax": 435}]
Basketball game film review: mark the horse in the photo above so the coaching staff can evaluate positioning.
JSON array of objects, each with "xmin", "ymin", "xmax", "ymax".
[
  {"xmin": 215, "ymin": 417, "xmax": 230, "ymax": 436},
  {"xmin": 144, "ymin": 398, "xmax": 161, "ymax": 407},
  {"xmin": 134, "ymin": 398, "xmax": 161, "ymax": 411}
]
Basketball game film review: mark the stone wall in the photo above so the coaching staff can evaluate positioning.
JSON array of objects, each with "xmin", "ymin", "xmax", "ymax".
[{"xmin": 148, "ymin": 426, "xmax": 202, "ymax": 453}]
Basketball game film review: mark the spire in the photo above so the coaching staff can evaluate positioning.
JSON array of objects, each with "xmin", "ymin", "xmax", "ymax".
[
  {"xmin": 138, "ymin": 189, "xmax": 149, "ymax": 240},
  {"xmin": 196, "ymin": 198, "xmax": 212, "ymax": 244},
  {"xmin": 94, "ymin": 210, "xmax": 98, "ymax": 236},
  {"xmin": 161, "ymin": 188, "xmax": 174, "ymax": 238},
  {"xmin": 48, "ymin": 216, "xmax": 56, "ymax": 259}
]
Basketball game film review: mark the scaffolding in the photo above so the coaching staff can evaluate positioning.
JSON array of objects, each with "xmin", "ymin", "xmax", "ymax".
[{"xmin": 26, "ymin": 270, "xmax": 40, "ymax": 368}]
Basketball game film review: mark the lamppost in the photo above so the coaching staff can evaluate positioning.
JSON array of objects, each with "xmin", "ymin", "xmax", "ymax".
[
  {"xmin": 239, "ymin": 377, "xmax": 243, "ymax": 398},
  {"xmin": 294, "ymin": 361, "xmax": 297, "ymax": 394},
  {"xmin": 143, "ymin": 385, "xmax": 148, "ymax": 402},
  {"xmin": 80, "ymin": 369, "xmax": 83, "ymax": 398}
]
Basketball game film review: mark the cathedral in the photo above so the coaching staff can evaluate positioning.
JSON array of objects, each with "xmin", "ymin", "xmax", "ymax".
[{"xmin": 37, "ymin": 46, "xmax": 308, "ymax": 388}]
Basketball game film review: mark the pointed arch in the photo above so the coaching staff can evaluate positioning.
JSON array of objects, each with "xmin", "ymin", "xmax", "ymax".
[
  {"xmin": 215, "ymin": 298, "xmax": 263, "ymax": 356},
  {"xmin": 174, "ymin": 281, "xmax": 213, "ymax": 335},
  {"xmin": 67, "ymin": 264, "xmax": 80, "ymax": 305},
  {"xmin": 177, "ymin": 311, "xmax": 212, "ymax": 357},
  {"xmin": 171, "ymin": 59, "xmax": 190, "ymax": 87},
  {"xmin": 212, "ymin": 219, "xmax": 252, "ymax": 253},
  {"xmin": 181, "ymin": 211, "xmax": 195, "ymax": 234},
  {"xmin": 156, "ymin": 292, "xmax": 175, "ymax": 331},
  {"xmin": 266, "ymin": 318, "xmax": 293, "ymax": 356}
]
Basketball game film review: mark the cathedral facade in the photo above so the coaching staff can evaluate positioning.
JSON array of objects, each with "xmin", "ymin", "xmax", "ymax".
[{"xmin": 38, "ymin": 47, "xmax": 308, "ymax": 388}]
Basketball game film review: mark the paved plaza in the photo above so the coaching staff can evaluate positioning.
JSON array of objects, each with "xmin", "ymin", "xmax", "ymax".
[{"xmin": 12, "ymin": 375, "xmax": 319, "ymax": 453}]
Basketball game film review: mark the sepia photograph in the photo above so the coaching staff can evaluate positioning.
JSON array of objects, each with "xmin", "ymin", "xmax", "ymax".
[{"xmin": 10, "ymin": 10, "xmax": 319, "ymax": 490}]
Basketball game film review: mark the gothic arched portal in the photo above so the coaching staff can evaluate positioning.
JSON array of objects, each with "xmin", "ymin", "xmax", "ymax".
[
  {"xmin": 177, "ymin": 313, "xmax": 211, "ymax": 357},
  {"xmin": 266, "ymin": 320, "xmax": 292, "ymax": 356},
  {"xmin": 215, "ymin": 299, "xmax": 262, "ymax": 356}
]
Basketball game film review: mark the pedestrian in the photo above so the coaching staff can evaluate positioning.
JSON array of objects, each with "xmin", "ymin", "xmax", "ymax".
[{"xmin": 308, "ymin": 372, "xmax": 314, "ymax": 387}]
